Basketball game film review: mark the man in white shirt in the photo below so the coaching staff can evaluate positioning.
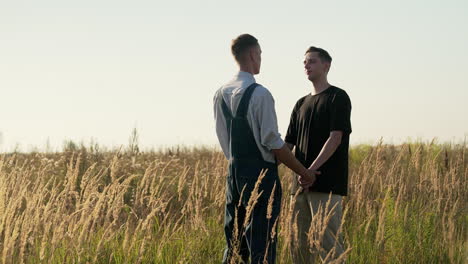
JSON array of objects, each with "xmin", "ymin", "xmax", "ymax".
[{"xmin": 213, "ymin": 34, "xmax": 318, "ymax": 264}]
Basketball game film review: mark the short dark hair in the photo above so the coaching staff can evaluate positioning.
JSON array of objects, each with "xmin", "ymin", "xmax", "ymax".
[
  {"xmin": 231, "ymin": 34, "xmax": 259, "ymax": 62},
  {"xmin": 305, "ymin": 46, "xmax": 332, "ymax": 63}
]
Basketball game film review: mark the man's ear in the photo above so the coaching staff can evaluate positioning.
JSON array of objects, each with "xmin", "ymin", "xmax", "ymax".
[{"xmin": 248, "ymin": 47, "xmax": 255, "ymax": 62}]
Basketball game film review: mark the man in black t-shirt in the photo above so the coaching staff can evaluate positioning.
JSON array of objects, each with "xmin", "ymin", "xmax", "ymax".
[{"xmin": 286, "ymin": 47, "xmax": 352, "ymax": 263}]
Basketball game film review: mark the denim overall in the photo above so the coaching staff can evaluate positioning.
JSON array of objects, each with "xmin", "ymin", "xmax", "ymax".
[{"xmin": 221, "ymin": 83, "xmax": 282, "ymax": 264}]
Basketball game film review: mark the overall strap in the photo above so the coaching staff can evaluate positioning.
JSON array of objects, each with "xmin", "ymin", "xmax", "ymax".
[
  {"xmin": 220, "ymin": 96, "xmax": 233, "ymax": 120},
  {"xmin": 235, "ymin": 83, "xmax": 258, "ymax": 118}
]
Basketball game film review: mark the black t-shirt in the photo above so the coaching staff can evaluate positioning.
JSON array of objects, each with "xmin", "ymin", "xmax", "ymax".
[{"xmin": 285, "ymin": 86, "xmax": 352, "ymax": 196}]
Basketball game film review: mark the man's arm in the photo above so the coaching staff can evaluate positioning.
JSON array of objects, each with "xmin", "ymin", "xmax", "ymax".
[
  {"xmin": 308, "ymin": 130, "xmax": 343, "ymax": 171},
  {"xmin": 213, "ymin": 90, "xmax": 230, "ymax": 159},
  {"xmin": 276, "ymin": 143, "xmax": 294, "ymax": 165}
]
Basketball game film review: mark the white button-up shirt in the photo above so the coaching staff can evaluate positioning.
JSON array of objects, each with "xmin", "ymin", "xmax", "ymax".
[{"xmin": 213, "ymin": 71, "xmax": 285, "ymax": 163}]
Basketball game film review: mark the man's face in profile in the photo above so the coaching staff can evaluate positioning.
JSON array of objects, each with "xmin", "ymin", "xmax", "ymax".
[
  {"xmin": 251, "ymin": 44, "xmax": 262, "ymax": 75},
  {"xmin": 304, "ymin": 52, "xmax": 329, "ymax": 81}
]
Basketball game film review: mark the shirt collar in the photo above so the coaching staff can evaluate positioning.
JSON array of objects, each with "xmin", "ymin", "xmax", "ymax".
[{"xmin": 234, "ymin": 71, "xmax": 256, "ymax": 82}]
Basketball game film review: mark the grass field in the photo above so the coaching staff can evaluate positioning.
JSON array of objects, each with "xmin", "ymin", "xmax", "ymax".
[{"xmin": 0, "ymin": 141, "xmax": 466, "ymax": 263}]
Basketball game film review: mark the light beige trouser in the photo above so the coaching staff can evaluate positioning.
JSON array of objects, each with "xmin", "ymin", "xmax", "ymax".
[{"xmin": 290, "ymin": 191, "xmax": 345, "ymax": 264}]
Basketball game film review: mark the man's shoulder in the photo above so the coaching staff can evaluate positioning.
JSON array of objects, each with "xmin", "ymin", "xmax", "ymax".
[
  {"xmin": 253, "ymin": 83, "xmax": 271, "ymax": 94},
  {"xmin": 330, "ymin": 86, "xmax": 350, "ymax": 98},
  {"xmin": 214, "ymin": 83, "xmax": 234, "ymax": 99},
  {"xmin": 214, "ymin": 86, "xmax": 222, "ymax": 95},
  {"xmin": 328, "ymin": 86, "xmax": 352, "ymax": 108},
  {"xmin": 251, "ymin": 83, "xmax": 274, "ymax": 100},
  {"xmin": 213, "ymin": 86, "xmax": 224, "ymax": 102}
]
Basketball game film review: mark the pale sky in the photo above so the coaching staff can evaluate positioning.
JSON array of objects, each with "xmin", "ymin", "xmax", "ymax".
[{"xmin": 1, "ymin": 0, "xmax": 467, "ymax": 151}]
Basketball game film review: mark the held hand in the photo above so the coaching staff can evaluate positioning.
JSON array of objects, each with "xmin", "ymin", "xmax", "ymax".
[{"xmin": 298, "ymin": 169, "xmax": 320, "ymax": 188}]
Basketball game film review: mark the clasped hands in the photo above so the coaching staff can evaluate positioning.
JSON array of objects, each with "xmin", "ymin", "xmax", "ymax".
[{"xmin": 298, "ymin": 167, "xmax": 320, "ymax": 189}]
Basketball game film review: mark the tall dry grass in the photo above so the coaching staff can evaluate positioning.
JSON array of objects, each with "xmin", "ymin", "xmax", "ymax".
[{"xmin": 0, "ymin": 141, "xmax": 466, "ymax": 263}]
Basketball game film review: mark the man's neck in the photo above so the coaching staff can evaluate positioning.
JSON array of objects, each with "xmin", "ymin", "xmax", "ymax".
[
  {"xmin": 239, "ymin": 65, "xmax": 255, "ymax": 75},
  {"xmin": 311, "ymin": 78, "xmax": 330, "ymax": 95}
]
